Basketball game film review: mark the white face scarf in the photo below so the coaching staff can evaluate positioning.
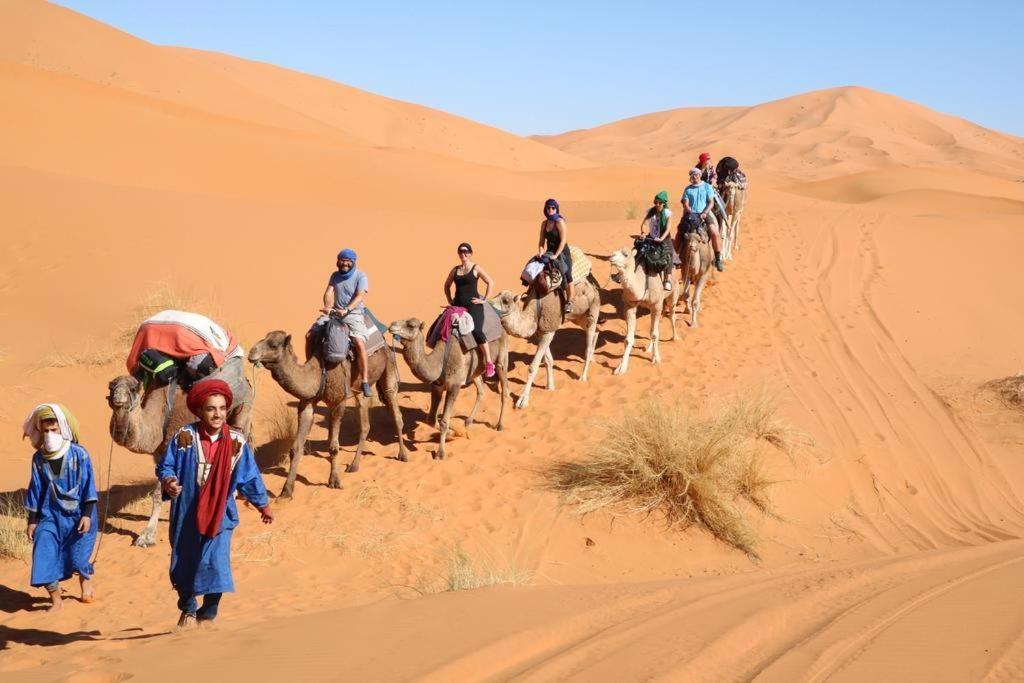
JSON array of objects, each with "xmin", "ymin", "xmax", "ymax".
[{"xmin": 42, "ymin": 431, "xmax": 65, "ymax": 455}]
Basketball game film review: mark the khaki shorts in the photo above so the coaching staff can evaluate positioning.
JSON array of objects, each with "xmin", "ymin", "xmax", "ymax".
[{"xmin": 341, "ymin": 311, "xmax": 369, "ymax": 341}]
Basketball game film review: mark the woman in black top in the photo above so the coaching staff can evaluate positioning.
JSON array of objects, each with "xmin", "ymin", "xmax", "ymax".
[
  {"xmin": 444, "ymin": 242, "xmax": 496, "ymax": 378},
  {"xmin": 537, "ymin": 198, "xmax": 575, "ymax": 313}
]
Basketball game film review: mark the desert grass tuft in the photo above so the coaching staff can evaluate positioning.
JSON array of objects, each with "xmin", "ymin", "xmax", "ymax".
[
  {"xmin": 443, "ymin": 546, "xmax": 534, "ymax": 592},
  {"xmin": 720, "ymin": 389, "xmax": 810, "ymax": 461},
  {"xmin": 545, "ymin": 399, "xmax": 793, "ymax": 556},
  {"xmin": 255, "ymin": 398, "xmax": 297, "ymax": 469},
  {"xmin": 0, "ymin": 491, "xmax": 32, "ymax": 561},
  {"xmin": 625, "ymin": 201, "xmax": 639, "ymax": 220},
  {"xmin": 40, "ymin": 282, "xmax": 219, "ymax": 369},
  {"xmin": 987, "ymin": 374, "xmax": 1024, "ymax": 410}
]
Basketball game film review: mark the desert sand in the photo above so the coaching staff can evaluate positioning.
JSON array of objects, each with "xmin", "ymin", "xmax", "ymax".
[{"xmin": 3, "ymin": 1, "xmax": 1024, "ymax": 680}]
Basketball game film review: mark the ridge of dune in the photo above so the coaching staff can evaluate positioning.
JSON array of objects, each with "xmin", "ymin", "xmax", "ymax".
[
  {"xmin": 533, "ymin": 86, "xmax": 1024, "ymax": 181},
  {"xmin": 2, "ymin": 0, "xmax": 588, "ymax": 171}
]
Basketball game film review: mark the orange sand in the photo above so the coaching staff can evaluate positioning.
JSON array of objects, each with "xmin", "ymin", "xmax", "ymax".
[{"xmin": 3, "ymin": 1, "xmax": 1024, "ymax": 680}]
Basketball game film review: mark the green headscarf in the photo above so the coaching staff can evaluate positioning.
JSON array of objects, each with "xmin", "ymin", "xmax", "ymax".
[{"xmin": 654, "ymin": 190, "xmax": 669, "ymax": 204}]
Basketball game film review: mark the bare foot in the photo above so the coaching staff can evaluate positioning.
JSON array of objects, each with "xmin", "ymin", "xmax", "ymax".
[
  {"xmin": 80, "ymin": 576, "xmax": 94, "ymax": 604},
  {"xmin": 47, "ymin": 589, "xmax": 63, "ymax": 612}
]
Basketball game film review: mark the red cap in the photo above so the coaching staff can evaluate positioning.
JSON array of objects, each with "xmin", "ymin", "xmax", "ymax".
[{"xmin": 698, "ymin": 152, "xmax": 711, "ymax": 163}]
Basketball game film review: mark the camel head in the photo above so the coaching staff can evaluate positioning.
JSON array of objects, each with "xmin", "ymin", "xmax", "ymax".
[
  {"xmin": 107, "ymin": 375, "xmax": 142, "ymax": 411},
  {"xmin": 608, "ymin": 248, "xmax": 634, "ymax": 284},
  {"xmin": 248, "ymin": 330, "xmax": 293, "ymax": 366},
  {"xmin": 387, "ymin": 318, "xmax": 425, "ymax": 344},
  {"xmin": 489, "ymin": 290, "xmax": 521, "ymax": 316}
]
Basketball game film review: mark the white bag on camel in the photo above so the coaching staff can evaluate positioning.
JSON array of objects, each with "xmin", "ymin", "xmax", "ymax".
[{"xmin": 520, "ymin": 258, "xmax": 545, "ymax": 285}]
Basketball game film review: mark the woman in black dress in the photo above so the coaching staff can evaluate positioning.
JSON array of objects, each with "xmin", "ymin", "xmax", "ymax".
[{"xmin": 444, "ymin": 242, "xmax": 496, "ymax": 378}]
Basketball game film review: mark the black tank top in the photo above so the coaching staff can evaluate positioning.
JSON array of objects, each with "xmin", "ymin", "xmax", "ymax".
[
  {"xmin": 544, "ymin": 220, "xmax": 561, "ymax": 254},
  {"xmin": 453, "ymin": 266, "xmax": 480, "ymax": 307}
]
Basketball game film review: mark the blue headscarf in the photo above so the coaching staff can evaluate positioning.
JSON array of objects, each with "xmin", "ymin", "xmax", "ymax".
[
  {"xmin": 543, "ymin": 198, "xmax": 562, "ymax": 222},
  {"xmin": 336, "ymin": 248, "xmax": 358, "ymax": 281}
]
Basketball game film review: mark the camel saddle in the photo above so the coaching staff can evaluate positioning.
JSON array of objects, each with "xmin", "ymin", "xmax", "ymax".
[{"xmin": 426, "ymin": 304, "xmax": 503, "ymax": 351}]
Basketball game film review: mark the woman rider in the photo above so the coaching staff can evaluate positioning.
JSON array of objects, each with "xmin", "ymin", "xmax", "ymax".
[
  {"xmin": 640, "ymin": 190, "xmax": 674, "ymax": 290},
  {"xmin": 538, "ymin": 198, "xmax": 575, "ymax": 313},
  {"xmin": 444, "ymin": 242, "xmax": 496, "ymax": 378}
]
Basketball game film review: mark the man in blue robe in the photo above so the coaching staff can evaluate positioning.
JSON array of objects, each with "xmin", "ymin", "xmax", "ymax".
[
  {"xmin": 157, "ymin": 379, "xmax": 273, "ymax": 630},
  {"xmin": 22, "ymin": 403, "xmax": 98, "ymax": 611}
]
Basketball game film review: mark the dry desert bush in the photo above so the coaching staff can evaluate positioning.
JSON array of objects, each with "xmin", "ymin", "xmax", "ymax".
[
  {"xmin": 546, "ymin": 394, "xmax": 802, "ymax": 556},
  {"xmin": 41, "ymin": 282, "xmax": 220, "ymax": 369},
  {"xmin": 254, "ymin": 398, "xmax": 297, "ymax": 469},
  {"xmin": 987, "ymin": 374, "xmax": 1024, "ymax": 410},
  {"xmin": 443, "ymin": 545, "xmax": 534, "ymax": 592},
  {"xmin": 0, "ymin": 491, "xmax": 32, "ymax": 561}
]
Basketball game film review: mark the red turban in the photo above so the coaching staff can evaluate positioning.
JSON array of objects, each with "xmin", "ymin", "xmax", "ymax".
[
  {"xmin": 699, "ymin": 152, "xmax": 711, "ymax": 163},
  {"xmin": 186, "ymin": 379, "xmax": 233, "ymax": 416}
]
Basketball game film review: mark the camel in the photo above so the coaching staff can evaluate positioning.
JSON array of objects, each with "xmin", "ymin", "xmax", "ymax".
[
  {"xmin": 247, "ymin": 331, "xmax": 408, "ymax": 499},
  {"xmin": 718, "ymin": 179, "xmax": 747, "ymax": 260},
  {"xmin": 608, "ymin": 247, "xmax": 676, "ymax": 375},
  {"xmin": 678, "ymin": 230, "xmax": 715, "ymax": 329},
  {"xmin": 491, "ymin": 274, "xmax": 601, "ymax": 409},
  {"xmin": 106, "ymin": 371, "xmax": 253, "ymax": 547},
  {"xmin": 387, "ymin": 317, "xmax": 509, "ymax": 461}
]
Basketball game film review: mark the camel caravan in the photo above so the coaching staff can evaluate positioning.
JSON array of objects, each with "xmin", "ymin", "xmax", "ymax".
[{"xmin": 20, "ymin": 154, "xmax": 747, "ymax": 624}]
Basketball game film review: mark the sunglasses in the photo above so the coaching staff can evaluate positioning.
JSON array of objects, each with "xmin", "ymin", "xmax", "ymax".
[{"xmin": 458, "ymin": 249, "xmax": 471, "ymax": 255}]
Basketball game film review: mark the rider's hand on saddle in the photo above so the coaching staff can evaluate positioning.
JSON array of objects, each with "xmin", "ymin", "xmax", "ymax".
[
  {"xmin": 320, "ymin": 307, "xmax": 331, "ymax": 315},
  {"xmin": 471, "ymin": 297, "xmax": 486, "ymax": 304}
]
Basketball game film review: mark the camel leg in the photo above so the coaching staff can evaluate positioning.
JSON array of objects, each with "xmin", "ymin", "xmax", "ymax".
[
  {"xmin": 516, "ymin": 331, "xmax": 554, "ymax": 410},
  {"xmin": 614, "ymin": 306, "xmax": 638, "ymax": 376},
  {"xmin": 579, "ymin": 318, "xmax": 598, "ymax": 382},
  {"xmin": 281, "ymin": 400, "xmax": 316, "ymax": 499},
  {"xmin": 428, "ymin": 385, "xmax": 443, "ymax": 428},
  {"xmin": 379, "ymin": 378, "xmax": 409, "ymax": 463},
  {"xmin": 133, "ymin": 480, "xmax": 163, "ymax": 548},
  {"xmin": 650, "ymin": 303, "xmax": 662, "ymax": 364},
  {"xmin": 692, "ymin": 269, "xmax": 712, "ymax": 329},
  {"xmin": 733, "ymin": 211, "xmax": 743, "ymax": 253},
  {"xmin": 466, "ymin": 376, "xmax": 485, "ymax": 427},
  {"xmin": 327, "ymin": 402, "xmax": 345, "ymax": 481},
  {"xmin": 496, "ymin": 345, "xmax": 509, "ymax": 431},
  {"xmin": 343, "ymin": 397, "xmax": 370, "ymax": 478},
  {"xmin": 434, "ymin": 388, "xmax": 460, "ymax": 460},
  {"xmin": 544, "ymin": 344, "xmax": 556, "ymax": 391}
]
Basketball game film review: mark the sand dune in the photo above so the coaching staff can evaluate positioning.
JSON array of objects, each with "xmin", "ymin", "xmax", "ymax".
[
  {"xmin": 2, "ymin": 2, "xmax": 1024, "ymax": 680},
  {"xmin": 534, "ymin": 86, "xmax": 1024, "ymax": 182}
]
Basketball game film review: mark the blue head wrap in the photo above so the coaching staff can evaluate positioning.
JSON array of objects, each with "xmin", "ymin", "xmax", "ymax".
[
  {"xmin": 336, "ymin": 248, "xmax": 358, "ymax": 281},
  {"xmin": 543, "ymin": 198, "xmax": 561, "ymax": 221}
]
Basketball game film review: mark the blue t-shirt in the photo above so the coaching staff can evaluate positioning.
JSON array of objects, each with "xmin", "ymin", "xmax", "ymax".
[
  {"xmin": 329, "ymin": 269, "xmax": 369, "ymax": 313},
  {"xmin": 682, "ymin": 181, "xmax": 715, "ymax": 214}
]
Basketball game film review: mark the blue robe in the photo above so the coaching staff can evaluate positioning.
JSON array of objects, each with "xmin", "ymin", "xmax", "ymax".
[
  {"xmin": 156, "ymin": 424, "xmax": 269, "ymax": 595},
  {"xmin": 24, "ymin": 444, "xmax": 98, "ymax": 587}
]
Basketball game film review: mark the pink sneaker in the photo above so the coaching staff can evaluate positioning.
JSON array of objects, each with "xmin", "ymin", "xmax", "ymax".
[{"xmin": 485, "ymin": 362, "xmax": 495, "ymax": 378}]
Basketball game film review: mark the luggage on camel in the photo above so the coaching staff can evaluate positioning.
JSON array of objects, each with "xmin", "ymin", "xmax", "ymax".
[
  {"xmin": 133, "ymin": 348, "xmax": 179, "ymax": 389},
  {"xmin": 311, "ymin": 310, "xmax": 387, "ymax": 365},
  {"xmin": 633, "ymin": 236, "xmax": 673, "ymax": 274},
  {"xmin": 520, "ymin": 245, "xmax": 591, "ymax": 289},
  {"xmin": 716, "ymin": 156, "xmax": 739, "ymax": 179},
  {"xmin": 426, "ymin": 303, "xmax": 503, "ymax": 351},
  {"xmin": 127, "ymin": 310, "xmax": 246, "ymax": 391}
]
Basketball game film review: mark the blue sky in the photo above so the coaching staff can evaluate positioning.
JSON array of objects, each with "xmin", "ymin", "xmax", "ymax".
[{"xmin": 55, "ymin": 1, "xmax": 1024, "ymax": 137}]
